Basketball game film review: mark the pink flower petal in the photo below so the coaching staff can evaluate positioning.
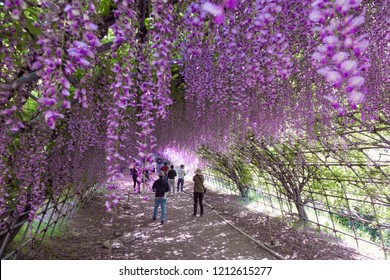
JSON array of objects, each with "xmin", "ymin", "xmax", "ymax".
[
  {"xmin": 61, "ymin": 89, "xmax": 70, "ymax": 97},
  {"xmin": 331, "ymin": 52, "xmax": 349, "ymax": 64},
  {"xmin": 324, "ymin": 95, "xmax": 340, "ymax": 109},
  {"xmin": 353, "ymin": 39, "xmax": 369, "ymax": 56},
  {"xmin": 344, "ymin": 37, "xmax": 354, "ymax": 48},
  {"xmin": 312, "ymin": 52, "xmax": 326, "ymax": 62},
  {"xmin": 309, "ymin": 9, "xmax": 323, "ymax": 22},
  {"xmin": 215, "ymin": 13, "xmax": 225, "ymax": 24},
  {"xmin": 337, "ymin": 107, "xmax": 346, "ymax": 116},
  {"xmin": 341, "ymin": 60, "xmax": 358, "ymax": 74},
  {"xmin": 335, "ymin": 0, "xmax": 351, "ymax": 13},
  {"xmin": 225, "ymin": 0, "xmax": 237, "ymax": 10},
  {"xmin": 202, "ymin": 2, "xmax": 224, "ymax": 16},
  {"xmin": 323, "ymin": 35, "xmax": 339, "ymax": 46},
  {"xmin": 317, "ymin": 66, "xmax": 331, "ymax": 76},
  {"xmin": 63, "ymin": 100, "xmax": 71, "ymax": 109},
  {"xmin": 349, "ymin": 90, "xmax": 364, "ymax": 105},
  {"xmin": 31, "ymin": 61, "xmax": 42, "ymax": 70},
  {"xmin": 348, "ymin": 76, "xmax": 365, "ymax": 88},
  {"xmin": 351, "ymin": 16, "xmax": 365, "ymax": 28},
  {"xmin": 85, "ymin": 22, "xmax": 98, "ymax": 31},
  {"xmin": 326, "ymin": 71, "xmax": 342, "ymax": 87}
]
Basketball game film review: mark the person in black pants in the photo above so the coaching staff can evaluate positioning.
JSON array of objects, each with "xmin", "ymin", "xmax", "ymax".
[
  {"xmin": 152, "ymin": 171, "xmax": 170, "ymax": 224},
  {"xmin": 193, "ymin": 168, "xmax": 206, "ymax": 216},
  {"xmin": 132, "ymin": 163, "xmax": 141, "ymax": 193},
  {"xmin": 167, "ymin": 165, "xmax": 177, "ymax": 195}
]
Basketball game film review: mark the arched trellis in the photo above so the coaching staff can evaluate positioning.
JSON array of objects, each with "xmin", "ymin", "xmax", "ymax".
[
  {"xmin": 200, "ymin": 121, "xmax": 390, "ymax": 259},
  {"xmin": 0, "ymin": 0, "xmax": 389, "ymax": 260}
]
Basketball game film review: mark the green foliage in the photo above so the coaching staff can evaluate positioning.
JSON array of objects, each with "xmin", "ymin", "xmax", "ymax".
[
  {"xmin": 97, "ymin": 0, "xmax": 115, "ymax": 16},
  {"xmin": 23, "ymin": 7, "xmax": 42, "ymax": 37},
  {"xmin": 203, "ymin": 124, "xmax": 390, "ymax": 248},
  {"xmin": 145, "ymin": 17, "xmax": 152, "ymax": 31},
  {"xmin": 198, "ymin": 145, "xmax": 253, "ymax": 196},
  {"xmin": 21, "ymin": 92, "xmax": 39, "ymax": 121},
  {"xmin": 7, "ymin": 217, "xmax": 70, "ymax": 256},
  {"xmin": 101, "ymin": 28, "xmax": 115, "ymax": 44}
]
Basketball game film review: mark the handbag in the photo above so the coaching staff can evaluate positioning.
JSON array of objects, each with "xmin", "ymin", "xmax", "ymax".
[{"xmin": 204, "ymin": 187, "xmax": 207, "ymax": 193}]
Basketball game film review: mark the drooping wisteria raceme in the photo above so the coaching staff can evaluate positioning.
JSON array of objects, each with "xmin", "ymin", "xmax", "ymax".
[
  {"xmin": 104, "ymin": 0, "xmax": 137, "ymax": 210},
  {"xmin": 310, "ymin": 0, "xmax": 370, "ymax": 115},
  {"xmin": 35, "ymin": 1, "xmax": 102, "ymax": 127},
  {"xmin": 156, "ymin": 0, "xmax": 388, "ymax": 153},
  {"xmin": 0, "ymin": 0, "xmax": 388, "ymax": 222}
]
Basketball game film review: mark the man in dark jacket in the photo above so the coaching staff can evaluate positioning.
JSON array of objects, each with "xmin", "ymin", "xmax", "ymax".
[{"xmin": 152, "ymin": 171, "xmax": 170, "ymax": 224}]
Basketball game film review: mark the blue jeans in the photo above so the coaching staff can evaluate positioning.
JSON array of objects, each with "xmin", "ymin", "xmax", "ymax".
[
  {"xmin": 153, "ymin": 198, "xmax": 167, "ymax": 222},
  {"xmin": 157, "ymin": 163, "xmax": 162, "ymax": 173},
  {"xmin": 177, "ymin": 178, "xmax": 184, "ymax": 192}
]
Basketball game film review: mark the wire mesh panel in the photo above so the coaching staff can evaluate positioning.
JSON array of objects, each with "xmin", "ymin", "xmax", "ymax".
[
  {"xmin": 203, "ymin": 124, "xmax": 390, "ymax": 259},
  {"xmin": 0, "ymin": 184, "xmax": 99, "ymax": 260}
]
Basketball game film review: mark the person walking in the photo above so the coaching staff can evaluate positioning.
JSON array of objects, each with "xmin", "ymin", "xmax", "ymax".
[
  {"xmin": 132, "ymin": 162, "xmax": 141, "ymax": 193},
  {"xmin": 177, "ymin": 164, "xmax": 186, "ymax": 192},
  {"xmin": 152, "ymin": 171, "xmax": 170, "ymax": 224},
  {"xmin": 129, "ymin": 158, "xmax": 135, "ymax": 176},
  {"xmin": 156, "ymin": 156, "xmax": 163, "ymax": 173},
  {"xmin": 167, "ymin": 165, "xmax": 177, "ymax": 195},
  {"xmin": 161, "ymin": 162, "xmax": 169, "ymax": 181},
  {"xmin": 193, "ymin": 168, "xmax": 206, "ymax": 217}
]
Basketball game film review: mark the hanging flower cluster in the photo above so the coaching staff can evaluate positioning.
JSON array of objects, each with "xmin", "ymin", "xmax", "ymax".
[
  {"xmin": 0, "ymin": 0, "xmax": 388, "ymax": 221},
  {"xmin": 0, "ymin": 1, "xmax": 29, "ymax": 133},
  {"xmin": 310, "ymin": 0, "xmax": 369, "ymax": 115},
  {"xmin": 33, "ymin": 1, "xmax": 101, "ymax": 127},
  {"xmin": 156, "ymin": 0, "xmax": 385, "ymax": 154},
  {"xmin": 13, "ymin": 126, "xmax": 50, "ymax": 219},
  {"xmin": 149, "ymin": 0, "xmax": 174, "ymax": 119},
  {"xmin": 0, "ymin": 132, "xmax": 10, "ymax": 216},
  {"xmin": 105, "ymin": 0, "xmax": 137, "ymax": 210}
]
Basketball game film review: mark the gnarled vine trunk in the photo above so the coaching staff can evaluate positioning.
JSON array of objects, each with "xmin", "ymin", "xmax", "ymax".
[{"xmin": 293, "ymin": 191, "xmax": 308, "ymax": 221}]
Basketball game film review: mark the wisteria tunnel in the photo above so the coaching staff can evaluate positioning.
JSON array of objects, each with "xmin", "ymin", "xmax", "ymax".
[{"xmin": 0, "ymin": 0, "xmax": 389, "ymax": 261}]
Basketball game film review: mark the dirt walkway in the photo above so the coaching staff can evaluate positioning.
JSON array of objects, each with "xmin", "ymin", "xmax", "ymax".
[{"xmin": 21, "ymin": 174, "xmax": 368, "ymax": 260}]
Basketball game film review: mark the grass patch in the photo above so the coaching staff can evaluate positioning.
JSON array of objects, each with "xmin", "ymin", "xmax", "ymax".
[{"xmin": 5, "ymin": 217, "xmax": 70, "ymax": 258}]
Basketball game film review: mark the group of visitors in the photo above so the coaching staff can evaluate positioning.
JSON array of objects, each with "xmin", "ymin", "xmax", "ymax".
[
  {"xmin": 126, "ymin": 155, "xmax": 207, "ymax": 225},
  {"xmin": 129, "ymin": 158, "xmax": 152, "ymax": 193},
  {"xmin": 151, "ymin": 166, "xmax": 207, "ymax": 224},
  {"xmin": 155, "ymin": 162, "xmax": 186, "ymax": 194}
]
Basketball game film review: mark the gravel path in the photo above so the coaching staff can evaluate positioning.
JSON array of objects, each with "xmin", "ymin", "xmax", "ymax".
[
  {"xmin": 122, "ymin": 188, "xmax": 277, "ymax": 260},
  {"xmin": 20, "ymin": 174, "xmax": 369, "ymax": 260}
]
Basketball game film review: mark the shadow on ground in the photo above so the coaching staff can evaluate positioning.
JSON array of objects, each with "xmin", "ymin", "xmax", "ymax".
[{"xmin": 19, "ymin": 174, "xmax": 367, "ymax": 260}]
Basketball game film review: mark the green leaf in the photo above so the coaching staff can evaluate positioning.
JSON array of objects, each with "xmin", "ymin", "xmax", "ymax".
[
  {"xmin": 25, "ymin": 18, "xmax": 41, "ymax": 36},
  {"xmin": 24, "ymin": 7, "xmax": 39, "ymax": 20},
  {"xmin": 145, "ymin": 18, "xmax": 151, "ymax": 31},
  {"xmin": 98, "ymin": 0, "xmax": 112, "ymax": 16},
  {"xmin": 23, "ymin": 8, "xmax": 42, "ymax": 36}
]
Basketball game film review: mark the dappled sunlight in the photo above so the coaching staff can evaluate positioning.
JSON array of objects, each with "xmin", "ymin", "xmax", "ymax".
[
  {"xmin": 1, "ymin": 0, "xmax": 388, "ymax": 265},
  {"xmin": 16, "ymin": 173, "xmax": 378, "ymax": 260},
  {"xmin": 99, "ymin": 175, "xmax": 280, "ymax": 260}
]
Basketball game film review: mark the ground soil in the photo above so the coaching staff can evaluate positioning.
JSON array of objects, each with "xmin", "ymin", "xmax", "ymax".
[{"xmin": 19, "ymin": 174, "xmax": 370, "ymax": 260}]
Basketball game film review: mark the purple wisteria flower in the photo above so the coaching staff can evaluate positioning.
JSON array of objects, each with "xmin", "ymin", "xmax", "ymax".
[
  {"xmin": 44, "ymin": 111, "xmax": 64, "ymax": 129},
  {"xmin": 202, "ymin": 2, "xmax": 224, "ymax": 24}
]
